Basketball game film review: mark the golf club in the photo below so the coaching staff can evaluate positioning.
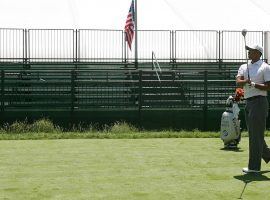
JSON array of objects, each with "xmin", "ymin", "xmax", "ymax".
[{"xmin": 241, "ymin": 29, "xmax": 250, "ymax": 80}]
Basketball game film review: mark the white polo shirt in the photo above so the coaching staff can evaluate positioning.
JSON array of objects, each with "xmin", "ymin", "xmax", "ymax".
[{"xmin": 236, "ymin": 60, "xmax": 270, "ymax": 99}]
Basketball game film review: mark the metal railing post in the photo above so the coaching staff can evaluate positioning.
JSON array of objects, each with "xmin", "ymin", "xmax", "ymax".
[
  {"xmin": 203, "ymin": 71, "xmax": 208, "ymax": 131},
  {"xmin": 218, "ymin": 31, "xmax": 222, "ymax": 70},
  {"xmin": 264, "ymin": 31, "xmax": 269, "ymax": 63},
  {"xmin": 152, "ymin": 51, "xmax": 154, "ymax": 70},
  {"xmin": 123, "ymin": 30, "xmax": 126, "ymax": 63},
  {"xmin": 134, "ymin": 0, "xmax": 138, "ymax": 69},
  {"xmin": 138, "ymin": 70, "xmax": 142, "ymax": 127},
  {"xmin": 1, "ymin": 70, "xmax": 4, "ymax": 112},
  {"xmin": 27, "ymin": 29, "xmax": 30, "ymax": 66},
  {"xmin": 23, "ymin": 29, "xmax": 26, "ymax": 64},
  {"xmin": 171, "ymin": 30, "xmax": 176, "ymax": 69},
  {"xmin": 74, "ymin": 29, "xmax": 78, "ymax": 69},
  {"xmin": 24, "ymin": 29, "xmax": 29, "ymax": 69},
  {"xmin": 70, "ymin": 70, "xmax": 75, "ymax": 123}
]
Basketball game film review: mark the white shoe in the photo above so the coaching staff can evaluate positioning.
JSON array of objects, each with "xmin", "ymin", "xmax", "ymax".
[{"xmin": 242, "ymin": 167, "xmax": 260, "ymax": 173}]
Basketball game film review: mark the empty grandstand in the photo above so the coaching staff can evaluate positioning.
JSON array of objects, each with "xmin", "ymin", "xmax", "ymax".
[{"xmin": 1, "ymin": 28, "xmax": 270, "ymax": 130}]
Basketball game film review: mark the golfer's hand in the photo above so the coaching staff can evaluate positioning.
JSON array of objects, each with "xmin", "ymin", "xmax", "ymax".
[
  {"xmin": 250, "ymin": 82, "xmax": 256, "ymax": 87},
  {"xmin": 247, "ymin": 79, "xmax": 256, "ymax": 87},
  {"xmin": 246, "ymin": 79, "xmax": 251, "ymax": 85}
]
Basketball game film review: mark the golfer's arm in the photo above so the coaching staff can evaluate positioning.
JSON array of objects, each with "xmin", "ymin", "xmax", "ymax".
[{"xmin": 254, "ymin": 81, "xmax": 270, "ymax": 91}]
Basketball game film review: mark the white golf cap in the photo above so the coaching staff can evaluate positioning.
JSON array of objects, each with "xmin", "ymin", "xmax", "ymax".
[{"xmin": 245, "ymin": 44, "xmax": 263, "ymax": 54}]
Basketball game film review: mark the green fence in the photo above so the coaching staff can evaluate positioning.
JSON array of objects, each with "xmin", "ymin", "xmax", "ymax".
[
  {"xmin": 0, "ymin": 69, "xmax": 238, "ymax": 110},
  {"xmin": 0, "ymin": 68, "xmax": 245, "ymax": 130}
]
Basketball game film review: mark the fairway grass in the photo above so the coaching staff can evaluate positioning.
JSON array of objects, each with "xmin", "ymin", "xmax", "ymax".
[{"xmin": 1, "ymin": 138, "xmax": 270, "ymax": 200}]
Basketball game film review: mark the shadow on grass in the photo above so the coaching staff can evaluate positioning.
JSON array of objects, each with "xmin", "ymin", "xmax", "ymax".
[
  {"xmin": 220, "ymin": 147, "xmax": 244, "ymax": 152},
  {"xmin": 234, "ymin": 171, "xmax": 270, "ymax": 199},
  {"xmin": 234, "ymin": 170, "xmax": 270, "ymax": 182}
]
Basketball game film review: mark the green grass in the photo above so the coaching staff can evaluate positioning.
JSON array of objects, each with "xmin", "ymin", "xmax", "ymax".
[
  {"xmin": 0, "ymin": 130, "xmax": 223, "ymax": 140},
  {"xmin": 1, "ymin": 138, "xmax": 270, "ymax": 199}
]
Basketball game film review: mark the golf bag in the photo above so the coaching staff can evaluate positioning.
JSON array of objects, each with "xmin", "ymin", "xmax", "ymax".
[{"xmin": 220, "ymin": 88, "xmax": 244, "ymax": 148}]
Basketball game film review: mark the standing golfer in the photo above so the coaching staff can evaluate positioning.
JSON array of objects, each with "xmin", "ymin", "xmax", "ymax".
[{"xmin": 236, "ymin": 44, "xmax": 270, "ymax": 173}]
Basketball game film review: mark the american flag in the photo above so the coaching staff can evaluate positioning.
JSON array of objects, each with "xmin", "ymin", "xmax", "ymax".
[{"xmin": 124, "ymin": 0, "xmax": 135, "ymax": 50}]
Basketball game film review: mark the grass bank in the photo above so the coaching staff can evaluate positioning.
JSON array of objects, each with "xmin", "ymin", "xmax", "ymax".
[
  {"xmin": 0, "ymin": 118, "xmax": 249, "ymax": 140},
  {"xmin": 1, "ymin": 118, "xmax": 270, "ymax": 140}
]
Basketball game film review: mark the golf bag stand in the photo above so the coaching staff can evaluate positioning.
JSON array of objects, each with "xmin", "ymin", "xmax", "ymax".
[{"xmin": 220, "ymin": 95, "xmax": 241, "ymax": 149}]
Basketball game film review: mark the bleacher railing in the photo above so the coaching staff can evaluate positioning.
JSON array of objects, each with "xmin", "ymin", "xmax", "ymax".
[
  {"xmin": 0, "ymin": 69, "xmax": 238, "ymax": 112},
  {"xmin": 0, "ymin": 28, "xmax": 266, "ymax": 64}
]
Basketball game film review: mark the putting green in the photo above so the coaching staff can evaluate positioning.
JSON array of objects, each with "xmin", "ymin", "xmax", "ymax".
[{"xmin": 0, "ymin": 138, "xmax": 270, "ymax": 200}]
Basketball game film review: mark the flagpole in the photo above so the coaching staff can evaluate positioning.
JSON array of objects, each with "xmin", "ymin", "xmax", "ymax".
[{"xmin": 134, "ymin": 0, "xmax": 138, "ymax": 69}]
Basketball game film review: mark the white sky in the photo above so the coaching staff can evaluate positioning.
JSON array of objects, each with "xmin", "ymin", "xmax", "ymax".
[{"xmin": 0, "ymin": 0, "xmax": 270, "ymax": 30}]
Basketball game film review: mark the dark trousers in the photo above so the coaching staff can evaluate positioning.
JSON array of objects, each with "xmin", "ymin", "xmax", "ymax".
[{"xmin": 245, "ymin": 96, "xmax": 270, "ymax": 170}]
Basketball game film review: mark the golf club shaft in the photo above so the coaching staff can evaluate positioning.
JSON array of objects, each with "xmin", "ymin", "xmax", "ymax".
[
  {"xmin": 243, "ymin": 36, "xmax": 250, "ymax": 80},
  {"xmin": 239, "ymin": 182, "xmax": 248, "ymax": 199}
]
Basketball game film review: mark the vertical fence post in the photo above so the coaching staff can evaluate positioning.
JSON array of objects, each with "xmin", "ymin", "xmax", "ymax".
[
  {"xmin": 134, "ymin": 0, "xmax": 138, "ymax": 69},
  {"xmin": 263, "ymin": 31, "xmax": 267, "ymax": 62},
  {"xmin": 23, "ymin": 29, "xmax": 25, "ymax": 64},
  {"xmin": 1, "ymin": 70, "xmax": 4, "ymax": 112},
  {"xmin": 27, "ymin": 29, "xmax": 31, "ymax": 67},
  {"xmin": 171, "ymin": 30, "xmax": 176, "ymax": 69},
  {"xmin": 138, "ymin": 70, "xmax": 142, "ymax": 128},
  {"xmin": 70, "ymin": 70, "xmax": 75, "ymax": 124},
  {"xmin": 264, "ymin": 31, "xmax": 269, "ymax": 63},
  {"xmin": 78, "ymin": 29, "xmax": 80, "ymax": 67},
  {"xmin": 74, "ymin": 29, "xmax": 78, "ymax": 69},
  {"xmin": 24, "ymin": 29, "xmax": 29, "ymax": 69},
  {"xmin": 218, "ymin": 31, "xmax": 222, "ymax": 70},
  {"xmin": 203, "ymin": 71, "xmax": 208, "ymax": 131},
  {"xmin": 123, "ymin": 31, "xmax": 126, "ymax": 63},
  {"xmin": 151, "ymin": 51, "xmax": 154, "ymax": 70}
]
